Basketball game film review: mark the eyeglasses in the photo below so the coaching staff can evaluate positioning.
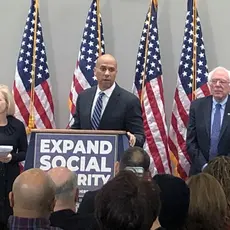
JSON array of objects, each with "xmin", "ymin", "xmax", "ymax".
[{"xmin": 210, "ymin": 79, "xmax": 230, "ymax": 85}]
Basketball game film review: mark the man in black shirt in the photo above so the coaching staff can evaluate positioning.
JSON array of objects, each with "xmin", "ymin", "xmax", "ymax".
[{"xmin": 48, "ymin": 167, "xmax": 95, "ymax": 230}]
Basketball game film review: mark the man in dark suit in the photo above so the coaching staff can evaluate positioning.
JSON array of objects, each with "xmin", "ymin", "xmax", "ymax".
[
  {"xmin": 186, "ymin": 66, "xmax": 230, "ymax": 175},
  {"xmin": 71, "ymin": 54, "xmax": 145, "ymax": 147}
]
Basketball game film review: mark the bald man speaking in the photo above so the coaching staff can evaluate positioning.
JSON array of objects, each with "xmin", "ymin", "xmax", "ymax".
[
  {"xmin": 71, "ymin": 54, "xmax": 145, "ymax": 147},
  {"xmin": 186, "ymin": 66, "xmax": 230, "ymax": 175}
]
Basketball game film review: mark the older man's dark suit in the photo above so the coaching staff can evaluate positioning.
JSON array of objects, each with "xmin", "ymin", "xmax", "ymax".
[
  {"xmin": 186, "ymin": 95, "xmax": 230, "ymax": 175},
  {"xmin": 71, "ymin": 84, "xmax": 145, "ymax": 147}
]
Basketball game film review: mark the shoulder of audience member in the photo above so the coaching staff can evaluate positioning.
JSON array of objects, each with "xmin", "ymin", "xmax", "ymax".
[{"xmin": 83, "ymin": 190, "xmax": 98, "ymax": 199}]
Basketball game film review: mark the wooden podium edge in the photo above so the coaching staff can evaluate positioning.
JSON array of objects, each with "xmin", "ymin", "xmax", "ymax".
[{"xmin": 31, "ymin": 129, "xmax": 127, "ymax": 135}]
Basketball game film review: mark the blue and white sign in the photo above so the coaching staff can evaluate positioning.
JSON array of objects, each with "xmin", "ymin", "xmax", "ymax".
[{"xmin": 32, "ymin": 133, "xmax": 118, "ymax": 197}]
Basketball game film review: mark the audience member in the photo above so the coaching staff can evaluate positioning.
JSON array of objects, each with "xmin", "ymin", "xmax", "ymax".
[
  {"xmin": 48, "ymin": 167, "xmax": 78, "ymax": 230},
  {"xmin": 153, "ymin": 174, "xmax": 190, "ymax": 230},
  {"xmin": 185, "ymin": 173, "xmax": 227, "ymax": 230},
  {"xmin": 8, "ymin": 168, "xmax": 61, "ymax": 230},
  {"xmin": 203, "ymin": 156, "xmax": 230, "ymax": 227},
  {"xmin": 95, "ymin": 170, "xmax": 164, "ymax": 230},
  {"xmin": 77, "ymin": 146, "xmax": 151, "ymax": 216},
  {"xmin": 48, "ymin": 167, "xmax": 96, "ymax": 230}
]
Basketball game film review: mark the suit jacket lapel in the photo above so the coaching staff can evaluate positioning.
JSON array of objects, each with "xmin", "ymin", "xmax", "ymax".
[
  {"xmin": 204, "ymin": 96, "xmax": 212, "ymax": 138},
  {"xmin": 219, "ymin": 95, "xmax": 230, "ymax": 140},
  {"xmin": 99, "ymin": 85, "xmax": 120, "ymax": 128},
  {"xmin": 86, "ymin": 87, "xmax": 97, "ymax": 128}
]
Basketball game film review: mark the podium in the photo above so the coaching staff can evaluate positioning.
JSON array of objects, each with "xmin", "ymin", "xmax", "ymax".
[{"xmin": 24, "ymin": 129, "xmax": 129, "ymax": 198}]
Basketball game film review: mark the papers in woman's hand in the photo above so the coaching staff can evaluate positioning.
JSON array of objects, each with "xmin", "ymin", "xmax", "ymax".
[{"xmin": 0, "ymin": 146, "xmax": 13, "ymax": 157}]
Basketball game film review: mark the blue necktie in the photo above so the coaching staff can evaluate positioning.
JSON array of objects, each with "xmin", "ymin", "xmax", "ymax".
[
  {"xmin": 91, "ymin": 92, "xmax": 105, "ymax": 130},
  {"xmin": 209, "ymin": 103, "xmax": 221, "ymax": 159}
]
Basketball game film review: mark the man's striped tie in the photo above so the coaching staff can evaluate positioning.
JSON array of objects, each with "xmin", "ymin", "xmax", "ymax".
[{"xmin": 91, "ymin": 92, "xmax": 105, "ymax": 130}]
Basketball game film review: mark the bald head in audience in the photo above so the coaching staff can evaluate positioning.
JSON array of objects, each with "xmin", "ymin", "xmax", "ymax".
[
  {"xmin": 115, "ymin": 146, "xmax": 151, "ymax": 180},
  {"xmin": 9, "ymin": 168, "xmax": 56, "ymax": 219},
  {"xmin": 48, "ymin": 167, "xmax": 78, "ymax": 212}
]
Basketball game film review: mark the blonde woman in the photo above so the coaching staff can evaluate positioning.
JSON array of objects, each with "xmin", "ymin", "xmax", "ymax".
[
  {"xmin": 0, "ymin": 85, "xmax": 28, "ymax": 229},
  {"xmin": 185, "ymin": 173, "xmax": 227, "ymax": 230}
]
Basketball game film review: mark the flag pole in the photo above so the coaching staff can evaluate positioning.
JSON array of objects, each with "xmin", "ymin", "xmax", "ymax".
[
  {"xmin": 27, "ymin": 0, "xmax": 39, "ymax": 133},
  {"xmin": 140, "ymin": 0, "xmax": 155, "ymax": 104},
  {"xmin": 96, "ymin": 0, "xmax": 102, "ymax": 56},
  {"xmin": 153, "ymin": 0, "xmax": 158, "ymax": 8},
  {"xmin": 192, "ymin": 0, "xmax": 197, "ymax": 100}
]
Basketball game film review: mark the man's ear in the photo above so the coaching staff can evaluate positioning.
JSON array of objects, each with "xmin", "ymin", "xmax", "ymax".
[
  {"xmin": 9, "ymin": 191, "xmax": 14, "ymax": 208},
  {"xmin": 114, "ymin": 161, "xmax": 120, "ymax": 175}
]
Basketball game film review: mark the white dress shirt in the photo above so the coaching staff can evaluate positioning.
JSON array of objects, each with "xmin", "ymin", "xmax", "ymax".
[{"xmin": 91, "ymin": 83, "xmax": 116, "ymax": 119}]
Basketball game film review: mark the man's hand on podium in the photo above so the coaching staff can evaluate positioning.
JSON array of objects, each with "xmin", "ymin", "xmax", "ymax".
[{"xmin": 127, "ymin": 132, "xmax": 136, "ymax": 147}]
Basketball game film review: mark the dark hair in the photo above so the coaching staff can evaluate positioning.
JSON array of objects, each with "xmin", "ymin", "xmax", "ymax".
[
  {"xmin": 95, "ymin": 170, "xmax": 161, "ymax": 230},
  {"xmin": 203, "ymin": 156, "xmax": 230, "ymax": 226},
  {"xmin": 153, "ymin": 174, "xmax": 190, "ymax": 230},
  {"xmin": 185, "ymin": 173, "xmax": 227, "ymax": 230},
  {"xmin": 119, "ymin": 147, "xmax": 150, "ymax": 172}
]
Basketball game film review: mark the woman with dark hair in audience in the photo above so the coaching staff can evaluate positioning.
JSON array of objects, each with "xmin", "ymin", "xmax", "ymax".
[
  {"xmin": 185, "ymin": 173, "xmax": 227, "ymax": 230},
  {"xmin": 0, "ymin": 85, "xmax": 28, "ymax": 230},
  {"xmin": 95, "ymin": 170, "xmax": 164, "ymax": 230},
  {"xmin": 203, "ymin": 156, "xmax": 230, "ymax": 228},
  {"xmin": 153, "ymin": 174, "xmax": 190, "ymax": 230}
]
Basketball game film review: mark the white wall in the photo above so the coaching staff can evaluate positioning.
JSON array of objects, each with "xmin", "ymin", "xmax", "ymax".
[{"xmin": 0, "ymin": 0, "xmax": 229, "ymax": 128}]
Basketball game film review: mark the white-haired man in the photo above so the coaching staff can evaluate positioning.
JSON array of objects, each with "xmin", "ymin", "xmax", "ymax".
[{"xmin": 186, "ymin": 66, "xmax": 230, "ymax": 175}]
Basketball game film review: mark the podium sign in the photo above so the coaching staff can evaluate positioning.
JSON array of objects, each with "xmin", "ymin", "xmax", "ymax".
[{"xmin": 24, "ymin": 129, "xmax": 129, "ymax": 198}]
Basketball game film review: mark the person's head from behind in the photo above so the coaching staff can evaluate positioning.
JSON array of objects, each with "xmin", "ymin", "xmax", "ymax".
[
  {"xmin": 48, "ymin": 167, "xmax": 78, "ymax": 212},
  {"xmin": 0, "ymin": 84, "xmax": 15, "ymax": 116},
  {"xmin": 9, "ymin": 168, "xmax": 56, "ymax": 219},
  {"xmin": 203, "ymin": 156, "xmax": 230, "ymax": 223},
  {"xmin": 153, "ymin": 174, "xmax": 190, "ymax": 230},
  {"xmin": 94, "ymin": 54, "xmax": 117, "ymax": 91},
  {"xmin": 208, "ymin": 66, "xmax": 230, "ymax": 102},
  {"xmin": 185, "ymin": 173, "xmax": 227, "ymax": 230},
  {"xmin": 115, "ymin": 146, "xmax": 150, "ymax": 180},
  {"xmin": 95, "ymin": 170, "xmax": 161, "ymax": 230}
]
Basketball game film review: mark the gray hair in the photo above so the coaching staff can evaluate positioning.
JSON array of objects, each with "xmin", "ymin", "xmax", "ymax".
[
  {"xmin": 208, "ymin": 66, "xmax": 230, "ymax": 83},
  {"xmin": 55, "ymin": 172, "xmax": 78, "ymax": 202}
]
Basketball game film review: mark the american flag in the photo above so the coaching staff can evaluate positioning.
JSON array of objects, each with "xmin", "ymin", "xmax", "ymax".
[
  {"xmin": 168, "ymin": 0, "xmax": 210, "ymax": 178},
  {"xmin": 13, "ymin": 0, "xmax": 55, "ymax": 129},
  {"xmin": 133, "ymin": 0, "xmax": 171, "ymax": 174},
  {"xmin": 68, "ymin": 0, "xmax": 105, "ymax": 122}
]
